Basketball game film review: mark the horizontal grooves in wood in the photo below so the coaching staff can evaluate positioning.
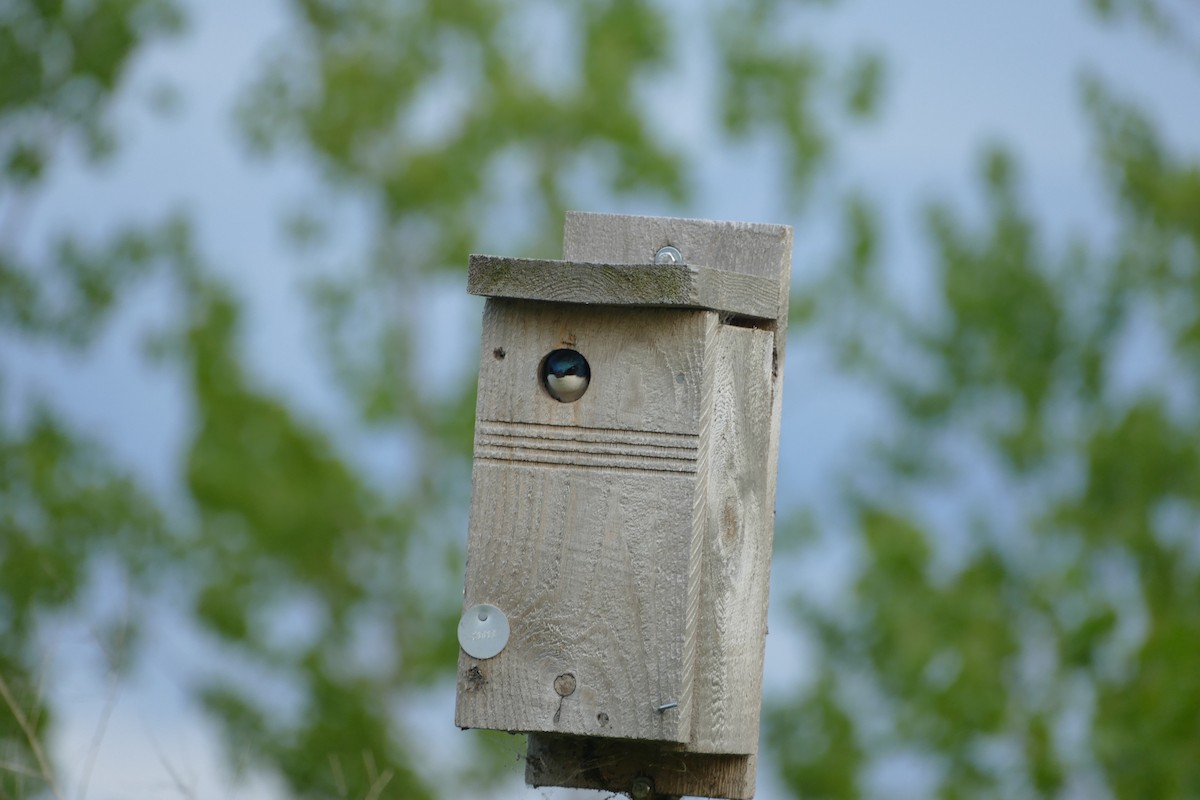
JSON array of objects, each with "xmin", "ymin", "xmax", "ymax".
[
  {"xmin": 478, "ymin": 420, "xmax": 699, "ymax": 450},
  {"xmin": 476, "ymin": 420, "xmax": 698, "ymax": 475}
]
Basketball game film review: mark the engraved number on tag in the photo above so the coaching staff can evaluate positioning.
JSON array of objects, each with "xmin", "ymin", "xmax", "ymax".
[{"xmin": 458, "ymin": 604, "xmax": 509, "ymax": 660}]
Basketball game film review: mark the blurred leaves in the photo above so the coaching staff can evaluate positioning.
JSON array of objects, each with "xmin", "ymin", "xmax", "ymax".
[
  {"xmin": 772, "ymin": 31, "xmax": 1200, "ymax": 795},
  {"xmin": 0, "ymin": 0, "xmax": 183, "ymax": 185},
  {"xmin": 0, "ymin": 222, "xmax": 180, "ymax": 347},
  {"xmin": 767, "ymin": 677, "xmax": 861, "ymax": 800},
  {"xmin": 3, "ymin": 0, "xmax": 1200, "ymax": 799},
  {"xmin": 0, "ymin": 404, "xmax": 163, "ymax": 795},
  {"xmin": 0, "ymin": 1, "xmax": 180, "ymax": 772},
  {"xmin": 716, "ymin": 4, "xmax": 828, "ymax": 202},
  {"xmin": 844, "ymin": 52, "xmax": 885, "ymax": 119}
]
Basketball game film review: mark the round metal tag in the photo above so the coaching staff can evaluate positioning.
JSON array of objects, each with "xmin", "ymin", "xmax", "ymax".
[{"xmin": 458, "ymin": 604, "xmax": 509, "ymax": 660}]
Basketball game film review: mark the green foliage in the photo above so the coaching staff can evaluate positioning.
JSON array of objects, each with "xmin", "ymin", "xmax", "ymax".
[
  {"xmin": 0, "ymin": 405, "xmax": 163, "ymax": 794},
  {"xmin": 717, "ymin": 5, "xmax": 828, "ymax": 202},
  {"xmin": 0, "ymin": 0, "xmax": 183, "ymax": 179},
  {"xmin": 843, "ymin": 52, "xmax": 885, "ymax": 119},
  {"xmin": 163, "ymin": 270, "xmax": 455, "ymax": 794},
  {"xmin": 773, "ymin": 29, "xmax": 1200, "ymax": 793},
  {"xmin": 768, "ymin": 678, "xmax": 861, "ymax": 800},
  {"xmin": 2, "ymin": 0, "xmax": 1199, "ymax": 798},
  {"xmin": 0, "ymin": 224, "xmax": 175, "ymax": 348},
  {"xmin": 0, "ymin": 3, "xmax": 179, "ymax": 772}
]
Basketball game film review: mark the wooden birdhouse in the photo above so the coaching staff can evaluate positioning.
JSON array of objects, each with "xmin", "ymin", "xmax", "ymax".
[{"xmin": 455, "ymin": 211, "xmax": 792, "ymax": 799}]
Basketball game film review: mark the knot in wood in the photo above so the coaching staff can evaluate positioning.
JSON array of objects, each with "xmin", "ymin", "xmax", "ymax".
[{"xmin": 553, "ymin": 672, "xmax": 577, "ymax": 697}]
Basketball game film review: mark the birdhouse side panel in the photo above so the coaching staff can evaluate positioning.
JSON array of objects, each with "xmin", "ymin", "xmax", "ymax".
[{"xmin": 691, "ymin": 322, "xmax": 777, "ymax": 755}]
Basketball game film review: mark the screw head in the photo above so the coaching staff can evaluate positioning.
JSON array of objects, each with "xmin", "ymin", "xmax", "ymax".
[
  {"xmin": 654, "ymin": 245, "xmax": 682, "ymax": 265},
  {"xmin": 630, "ymin": 776, "xmax": 654, "ymax": 800}
]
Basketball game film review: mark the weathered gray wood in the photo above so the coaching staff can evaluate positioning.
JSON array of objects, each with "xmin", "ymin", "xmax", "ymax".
[
  {"xmin": 456, "ymin": 300, "xmax": 717, "ymax": 742},
  {"xmin": 691, "ymin": 323, "xmax": 776, "ymax": 754},
  {"xmin": 457, "ymin": 211, "xmax": 791, "ymax": 800},
  {"xmin": 526, "ymin": 734, "xmax": 757, "ymax": 800},
  {"xmin": 563, "ymin": 211, "xmax": 791, "ymax": 284},
  {"xmin": 545, "ymin": 211, "xmax": 788, "ymax": 789},
  {"xmin": 563, "ymin": 209, "xmax": 793, "ymax": 414},
  {"xmin": 470, "ymin": 300, "xmax": 712, "ymax": 436},
  {"xmin": 567, "ymin": 211, "xmax": 790, "ymax": 750},
  {"xmin": 467, "ymin": 255, "xmax": 783, "ymax": 320}
]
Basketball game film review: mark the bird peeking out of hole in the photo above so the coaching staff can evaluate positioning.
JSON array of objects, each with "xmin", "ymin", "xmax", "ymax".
[{"xmin": 541, "ymin": 348, "xmax": 590, "ymax": 403}]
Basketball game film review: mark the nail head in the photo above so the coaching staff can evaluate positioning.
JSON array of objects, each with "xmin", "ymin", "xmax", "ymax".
[{"xmin": 654, "ymin": 245, "xmax": 682, "ymax": 265}]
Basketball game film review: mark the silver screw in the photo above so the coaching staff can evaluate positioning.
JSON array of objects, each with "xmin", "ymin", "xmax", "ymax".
[
  {"xmin": 654, "ymin": 245, "xmax": 682, "ymax": 265},
  {"xmin": 655, "ymin": 701, "xmax": 678, "ymax": 713}
]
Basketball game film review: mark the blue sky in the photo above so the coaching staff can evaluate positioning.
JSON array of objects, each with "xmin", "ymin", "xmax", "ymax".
[{"xmin": 6, "ymin": 0, "xmax": 1199, "ymax": 797}]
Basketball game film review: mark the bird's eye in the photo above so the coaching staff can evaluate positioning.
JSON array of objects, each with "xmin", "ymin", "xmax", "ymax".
[{"xmin": 540, "ymin": 348, "xmax": 591, "ymax": 403}]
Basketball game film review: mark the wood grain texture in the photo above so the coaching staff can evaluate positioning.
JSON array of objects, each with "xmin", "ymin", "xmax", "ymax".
[
  {"xmin": 565, "ymin": 210, "xmax": 789, "ymax": 754},
  {"xmin": 563, "ymin": 211, "xmax": 793, "ymax": 441},
  {"xmin": 690, "ymin": 324, "xmax": 776, "ymax": 754},
  {"xmin": 473, "ymin": 300, "xmax": 712, "ymax": 435},
  {"xmin": 456, "ymin": 300, "xmax": 719, "ymax": 743},
  {"xmin": 526, "ymin": 734, "xmax": 757, "ymax": 800},
  {"xmin": 563, "ymin": 211, "xmax": 791, "ymax": 284},
  {"xmin": 476, "ymin": 420, "xmax": 699, "ymax": 475},
  {"xmin": 467, "ymin": 255, "xmax": 782, "ymax": 320},
  {"xmin": 534, "ymin": 211, "xmax": 790, "ymax": 795},
  {"xmin": 457, "ymin": 211, "xmax": 792, "ymax": 799},
  {"xmin": 456, "ymin": 462, "xmax": 696, "ymax": 741}
]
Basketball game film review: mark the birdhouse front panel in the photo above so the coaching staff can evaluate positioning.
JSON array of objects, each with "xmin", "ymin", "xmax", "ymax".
[{"xmin": 455, "ymin": 299, "xmax": 719, "ymax": 743}]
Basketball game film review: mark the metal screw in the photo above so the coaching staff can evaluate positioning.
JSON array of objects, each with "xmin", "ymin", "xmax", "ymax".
[
  {"xmin": 630, "ymin": 776, "xmax": 654, "ymax": 800},
  {"xmin": 654, "ymin": 245, "xmax": 682, "ymax": 265},
  {"xmin": 655, "ymin": 701, "xmax": 678, "ymax": 713}
]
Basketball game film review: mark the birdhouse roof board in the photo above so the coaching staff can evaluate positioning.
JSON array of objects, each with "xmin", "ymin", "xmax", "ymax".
[{"xmin": 467, "ymin": 254, "xmax": 783, "ymax": 320}]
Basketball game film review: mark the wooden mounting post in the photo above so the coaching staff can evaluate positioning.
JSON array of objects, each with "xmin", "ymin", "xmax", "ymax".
[{"xmin": 456, "ymin": 212, "xmax": 792, "ymax": 799}]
